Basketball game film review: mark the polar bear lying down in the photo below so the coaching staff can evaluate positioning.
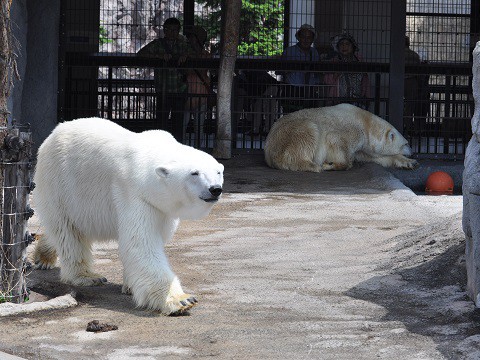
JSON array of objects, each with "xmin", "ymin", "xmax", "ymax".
[
  {"xmin": 33, "ymin": 118, "xmax": 224, "ymax": 315},
  {"xmin": 264, "ymin": 103, "xmax": 418, "ymax": 172}
]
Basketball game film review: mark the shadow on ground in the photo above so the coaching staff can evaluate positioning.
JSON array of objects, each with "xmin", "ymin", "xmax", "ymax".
[
  {"xmin": 26, "ymin": 266, "xmax": 158, "ymax": 319},
  {"xmin": 222, "ymin": 153, "xmax": 410, "ymax": 195},
  {"xmin": 346, "ymin": 214, "xmax": 480, "ymax": 359}
]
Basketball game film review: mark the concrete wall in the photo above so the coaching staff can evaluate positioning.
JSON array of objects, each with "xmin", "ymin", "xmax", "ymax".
[{"xmin": 10, "ymin": 0, "xmax": 60, "ymax": 153}]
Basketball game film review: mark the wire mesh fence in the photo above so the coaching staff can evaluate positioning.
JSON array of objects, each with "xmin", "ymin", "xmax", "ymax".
[
  {"xmin": 405, "ymin": 0, "xmax": 474, "ymax": 157},
  {"xmin": 59, "ymin": 0, "xmax": 477, "ymax": 158}
]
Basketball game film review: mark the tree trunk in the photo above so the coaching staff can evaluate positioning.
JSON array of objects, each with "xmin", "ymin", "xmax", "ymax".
[
  {"xmin": 0, "ymin": 0, "xmax": 12, "ymax": 126},
  {"xmin": 212, "ymin": 0, "xmax": 241, "ymax": 159},
  {"xmin": 0, "ymin": 2, "xmax": 11, "ymax": 275}
]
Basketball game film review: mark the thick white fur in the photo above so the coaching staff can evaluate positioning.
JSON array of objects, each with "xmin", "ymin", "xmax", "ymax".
[
  {"xmin": 33, "ymin": 118, "xmax": 224, "ymax": 314},
  {"xmin": 264, "ymin": 104, "xmax": 418, "ymax": 172}
]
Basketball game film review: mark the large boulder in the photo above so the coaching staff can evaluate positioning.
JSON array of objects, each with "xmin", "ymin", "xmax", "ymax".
[{"xmin": 463, "ymin": 41, "xmax": 480, "ymax": 306}]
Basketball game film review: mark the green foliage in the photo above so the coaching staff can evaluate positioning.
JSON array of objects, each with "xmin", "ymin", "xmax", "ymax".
[
  {"xmin": 0, "ymin": 289, "xmax": 29, "ymax": 303},
  {"xmin": 195, "ymin": 0, "xmax": 284, "ymax": 56},
  {"xmin": 99, "ymin": 26, "xmax": 113, "ymax": 46}
]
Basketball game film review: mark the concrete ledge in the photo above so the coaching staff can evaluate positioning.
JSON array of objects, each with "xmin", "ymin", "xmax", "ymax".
[
  {"xmin": 0, "ymin": 293, "xmax": 77, "ymax": 317},
  {"xmin": 0, "ymin": 351, "xmax": 27, "ymax": 360},
  {"xmin": 390, "ymin": 159, "xmax": 464, "ymax": 194}
]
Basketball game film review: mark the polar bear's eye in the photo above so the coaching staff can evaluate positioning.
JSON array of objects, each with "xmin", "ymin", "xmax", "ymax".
[{"xmin": 191, "ymin": 171, "xmax": 199, "ymax": 176}]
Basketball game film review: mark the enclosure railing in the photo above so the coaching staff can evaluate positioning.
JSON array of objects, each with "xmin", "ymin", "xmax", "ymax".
[{"xmin": 59, "ymin": 53, "xmax": 473, "ymax": 158}]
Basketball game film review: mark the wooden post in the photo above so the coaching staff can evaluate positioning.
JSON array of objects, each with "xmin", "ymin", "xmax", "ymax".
[
  {"xmin": 0, "ymin": 129, "xmax": 33, "ymax": 303},
  {"xmin": 0, "ymin": 0, "xmax": 32, "ymax": 303},
  {"xmin": 0, "ymin": 0, "xmax": 12, "ymax": 125}
]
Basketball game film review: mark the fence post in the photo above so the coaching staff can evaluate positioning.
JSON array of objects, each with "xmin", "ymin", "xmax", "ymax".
[{"xmin": 0, "ymin": 127, "xmax": 34, "ymax": 303}]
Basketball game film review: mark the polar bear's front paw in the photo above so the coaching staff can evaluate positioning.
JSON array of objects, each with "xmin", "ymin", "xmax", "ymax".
[
  {"xmin": 407, "ymin": 159, "xmax": 420, "ymax": 169},
  {"xmin": 395, "ymin": 157, "xmax": 419, "ymax": 170},
  {"xmin": 165, "ymin": 293, "xmax": 198, "ymax": 316},
  {"xmin": 66, "ymin": 273, "xmax": 108, "ymax": 286},
  {"xmin": 34, "ymin": 259, "xmax": 56, "ymax": 270},
  {"xmin": 122, "ymin": 284, "xmax": 132, "ymax": 295}
]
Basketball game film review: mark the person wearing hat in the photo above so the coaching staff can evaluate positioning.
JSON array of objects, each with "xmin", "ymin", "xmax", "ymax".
[
  {"xmin": 279, "ymin": 24, "xmax": 321, "ymax": 113},
  {"xmin": 323, "ymin": 33, "xmax": 370, "ymax": 110},
  {"xmin": 138, "ymin": 17, "xmax": 193, "ymax": 143}
]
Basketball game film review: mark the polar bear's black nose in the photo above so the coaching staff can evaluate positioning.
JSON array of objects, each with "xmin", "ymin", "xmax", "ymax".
[{"xmin": 209, "ymin": 186, "xmax": 223, "ymax": 197}]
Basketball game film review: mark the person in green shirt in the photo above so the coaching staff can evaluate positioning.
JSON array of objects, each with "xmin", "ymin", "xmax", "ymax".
[{"xmin": 138, "ymin": 17, "xmax": 193, "ymax": 142}]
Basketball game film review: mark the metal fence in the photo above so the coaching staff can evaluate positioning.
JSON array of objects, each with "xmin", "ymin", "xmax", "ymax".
[
  {"xmin": 58, "ymin": 0, "xmax": 478, "ymax": 158},
  {"xmin": 0, "ymin": 126, "xmax": 35, "ymax": 303}
]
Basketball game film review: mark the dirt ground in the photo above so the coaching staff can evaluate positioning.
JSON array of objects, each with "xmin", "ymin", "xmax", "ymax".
[{"xmin": 0, "ymin": 154, "xmax": 476, "ymax": 360}]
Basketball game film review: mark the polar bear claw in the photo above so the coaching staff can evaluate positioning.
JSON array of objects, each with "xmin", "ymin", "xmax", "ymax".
[{"xmin": 166, "ymin": 294, "xmax": 198, "ymax": 316}]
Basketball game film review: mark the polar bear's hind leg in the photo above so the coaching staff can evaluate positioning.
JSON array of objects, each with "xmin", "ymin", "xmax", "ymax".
[
  {"xmin": 322, "ymin": 134, "xmax": 353, "ymax": 171},
  {"xmin": 33, "ymin": 235, "xmax": 58, "ymax": 269},
  {"xmin": 54, "ymin": 219, "xmax": 107, "ymax": 286},
  {"xmin": 284, "ymin": 153, "xmax": 323, "ymax": 172},
  {"xmin": 278, "ymin": 123, "xmax": 322, "ymax": 172}
]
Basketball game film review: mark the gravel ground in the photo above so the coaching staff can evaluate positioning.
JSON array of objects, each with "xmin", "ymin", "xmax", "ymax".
[{"xmin": 0, "ymin": 154, "xmax": 475, "ymax": 360}]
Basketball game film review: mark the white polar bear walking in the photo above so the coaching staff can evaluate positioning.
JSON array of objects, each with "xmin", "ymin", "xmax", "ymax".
[
  {"xmin": 33, "ymin": 118, "xmax": 224, "ymax": 315},
  {"xmin": 264, "ymin": 103, "xmax": 418, "ymax": 172}
]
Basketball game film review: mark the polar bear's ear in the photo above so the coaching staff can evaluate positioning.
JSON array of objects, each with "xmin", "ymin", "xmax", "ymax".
[
  {"xmin": 388, "ymin": 130, "xmax": 395, "ymax": 142},
  {"xmin": 155, "ymin": 167, "xmax": 170, "ymax": 178},
  {"xmin": 156, "ymin": 161, "xmax": 178, "ymax": 178}
]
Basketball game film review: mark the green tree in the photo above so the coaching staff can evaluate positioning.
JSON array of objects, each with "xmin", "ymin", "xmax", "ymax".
[
  {"xmin": 99, "ymin": 26, "xmax": 113, "ymax": 46},
  {"xmin": 195, "ymin": 0, "xmax": 284, "ymax": 56}
]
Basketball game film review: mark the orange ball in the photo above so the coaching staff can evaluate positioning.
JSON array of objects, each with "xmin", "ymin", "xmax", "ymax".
[{"xmin": 425, "ymin": 171, "xmax": 454, "ymax": 195}]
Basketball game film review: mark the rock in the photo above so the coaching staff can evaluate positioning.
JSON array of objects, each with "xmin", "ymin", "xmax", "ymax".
[{"xmin": 463, "ymin": 41, "xmax": 480, "ymax": 306}]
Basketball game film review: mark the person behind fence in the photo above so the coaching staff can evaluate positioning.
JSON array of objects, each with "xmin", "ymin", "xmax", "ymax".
[
  {"xmin": 184, "ymin": 25, "xmax": 213, "ymax": 136},
  {"xmin": 404, "ymin": 35, "xmax": 429, "ymax": 131},
  {"xmin": 234, "ymin": 70, "xmax": 279, "ymax": 136},
  {"xmin": 279, "ymin": 23, "xmax": 321, "ymax": 113},
  {"xmin": 137, "ymin": 17, "xmax": 192, "ymax": 143},
  {"xmin": 323, "ymin": 33, "xmax": 370, "ymax": 110}
]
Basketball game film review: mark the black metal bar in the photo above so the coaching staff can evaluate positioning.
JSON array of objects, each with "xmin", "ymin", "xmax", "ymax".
[
  {"xmin": 107, "ymin": 66, "xmax": 113, "ymax": 120},
  {"xmin": 283, "ymin": 0, "xmax": 290, "ymax": 51},
  {"xmin": 184, "ymin": 0, "xmax": 195, "ymax": 31},
  {"xmin": 57, "ymin": 1, "xmax": 67, "ymax": 122},
  {"xmin": 64, "ymin": 53, "xmax": 473, "ymax": 76},
  {"xmin": 374, "ymin": 73, "xmax": 381, "ymax": 115},
  {"xmin": 471, "ymin": 0, "xmax": 480, "ymax": 62},
  {"xmin": 443, "ymin": 73, "xmax": 452, "ymax": 154},
  {"xmin": 389, "ymin": 0, "xmax": 407, "ymax": 131},
  {"xmin": 406, "ymin": 12, "xmax": 471, "ymax": 18}
]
